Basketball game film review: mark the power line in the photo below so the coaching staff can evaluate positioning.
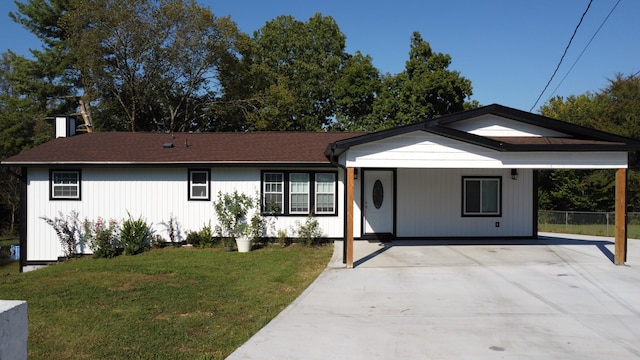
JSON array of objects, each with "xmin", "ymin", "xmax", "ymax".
[
  {"xmin": 546, "ymin": 0, "xmax": 621, "ymax": 102},
  {"xmin": 530, "ymin": 0, "xmax": 593, "ymax": 112}
]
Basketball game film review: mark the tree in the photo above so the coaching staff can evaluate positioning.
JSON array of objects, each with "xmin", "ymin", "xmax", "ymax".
[
  {"xmin": 539, "ymin": 73, "xmax": 640, "ymax": 211},
  {"xmin": 365, "ymin": 32, "xmax": 473, "ymax": 130},
  {"xmin": 224, "ymin": 13, "xmax": 348, "ymax": 131},
  {"xmin": 332, "ymin": 51, "xmax": 381, "ymax": 130},
  {"xmin": 63, "ymin": 0, "xmax": 241, "ymax": 132}
]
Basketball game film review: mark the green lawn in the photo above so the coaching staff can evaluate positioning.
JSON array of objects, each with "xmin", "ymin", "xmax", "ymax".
[
  {"xmin": 0, "ymin": 244, "xmax": 333, "ymax": 359},
  {"xmin": 538, "ymin": 224, "xmax": 640, "ymax": 239}
]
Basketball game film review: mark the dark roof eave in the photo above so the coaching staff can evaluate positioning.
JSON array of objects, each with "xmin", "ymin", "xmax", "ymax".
[{"xmin": 1, "ymin": 161, "xmax": 337, "ymax": 168}]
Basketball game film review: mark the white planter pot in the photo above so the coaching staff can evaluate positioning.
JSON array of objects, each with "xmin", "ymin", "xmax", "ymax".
[{"xmin": 235, "ymin": 237, "xmax": 252, "ymax": 252}]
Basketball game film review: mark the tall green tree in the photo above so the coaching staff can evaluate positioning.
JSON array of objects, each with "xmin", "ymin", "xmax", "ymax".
[
  {"xmin": 224, "ymin": 13, "xmax": 348, "ymax": 131},
  {"xmin": 539, "ymin": 73, "xmax": 640, "ymax": 211},
  {"xmin": 365, "ymin": 32, "xmax": 473, "ymax": 130},
  {"xmin": 332, "ymin": 51, "xmax": 381, "ymax": 130},
  {"xmin": 63, "ymin": 0, "xmax": 240, "ymax": 132}
]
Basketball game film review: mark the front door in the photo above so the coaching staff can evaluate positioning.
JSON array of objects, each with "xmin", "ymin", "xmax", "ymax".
[{"xmin": 363, "ymin": 170, "xmax": 394, "ymax": 236}]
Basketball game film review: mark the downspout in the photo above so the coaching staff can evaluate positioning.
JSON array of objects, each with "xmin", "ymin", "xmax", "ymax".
[{"xmin": 329, "ymin": 147, "xmax": 348, "ymax": 264}]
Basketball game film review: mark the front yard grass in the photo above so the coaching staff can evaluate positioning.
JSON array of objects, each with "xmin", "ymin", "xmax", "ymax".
[{"xmin": 0, "ymin": 244, "xmax": 333, "ymax": 359}]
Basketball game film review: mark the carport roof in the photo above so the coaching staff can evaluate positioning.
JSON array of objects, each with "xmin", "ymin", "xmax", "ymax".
[{"xmin": 326, "ymin": 104, "xmax": 640, "ymax": 158}]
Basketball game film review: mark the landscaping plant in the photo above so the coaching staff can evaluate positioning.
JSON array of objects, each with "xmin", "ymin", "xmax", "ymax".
[
  {"xmin": 120, "ymin": 213, "xmax": 152, "ymax": 255},
  {"xmin": 84, "ymin": 217, "xmax": 120, "ymax": 258},
  {"xmin": 41, "ymin": 210, "xmax": 83, "ymax": 258}
]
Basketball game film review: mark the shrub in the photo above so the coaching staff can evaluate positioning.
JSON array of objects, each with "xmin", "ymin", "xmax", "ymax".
[
  {"xmin": 160, "ymin": 215, "xmax": 181, "ymax": 247},
  {"xmin": 186, "ymin": 231, "xmax": 202, "ymax": 247},
  {"xmin": 213, "ymin": 191, "xmax": 254, "ymax": 240},
  {"xmin": 198, "ymin": 222, "xmax": 217, "ymax": 247},
  {"xmin": 121, "ymin": 213, "xmax": 152, "ymax": 255},
  {"xmin": 84, "ymin": 217, "xmax": 121, "ymax": 258},
  {"xmin": 296, "ymin": 213, "xmax": 323, "ymax": 246},
  {"xmin": 41, "ymin": 210, "xmax": 83, "ymax": 259},
  {"xmin": 277, "ymin": 229, "xmax": 288, "ymax": 248}
]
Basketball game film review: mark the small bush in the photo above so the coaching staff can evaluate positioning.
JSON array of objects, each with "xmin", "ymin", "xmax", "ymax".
[
  {"xmin": 186, "ymin": 231, "xmax": 202, "ymax": 247},
  {"xmin": 277, "ymin": 229, "xmax": 288, "ymax": 248},
  {"xmin": 84, "ymin": 217, "xmax": 121, "ymax": 258},
  {"xmin": 296, "ymin": 213, "xmax": 323, "ymax": 246},
  {"xmin": 160, "ymin": 214, "xmax": 181, "ymax": 247},
  {"xmin": 41, "ymin": 210, "xmax": 83, "ymax": 258},
  {"xmin": 121, "ymin": 213, "xmax": 152, "ymax": 255},
  {"xmin": 198, "ymin": 222, "xmax": 217, "ymax": 247}
]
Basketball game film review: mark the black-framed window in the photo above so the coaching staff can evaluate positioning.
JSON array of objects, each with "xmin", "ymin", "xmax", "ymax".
[
  {"xmin": 289, "ymin": 173, "xmax": 310, "ymax": 214},
  {"xmin": 188, "ymin": 169, "xmax": 210, "ymax": 200},
  {"xmin": 315, "ymin": 173, "xmax": 336, "ymax": 214},
  {"xmin": 462, "ymin": 176, "xmax": 501, "ymax": 216},
  {"xmin": 50, "ymin": 170, "xmax": 81, "ymax": 200},
  {"xmin": 261, "ymin": 171, "xmax": 337, "ymax": 216},
  {"xmin": 263, "ymin": 172, "xmax": 284, "ymax": 213}
]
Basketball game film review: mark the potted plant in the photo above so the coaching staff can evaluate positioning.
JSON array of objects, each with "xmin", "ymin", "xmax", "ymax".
[{"xmin": 214, "ymin": 191, "xmax": 255, "ymax": 252}]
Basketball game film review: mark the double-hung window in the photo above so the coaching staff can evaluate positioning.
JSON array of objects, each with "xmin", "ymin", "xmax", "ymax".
[
  {"xmin": 261, "ymin": 171, "xmax": 337, "ymax": 215},
  {"xmin": 315, "ymin": 173, "xmax": 335, "ymax": 214},
  {"xmin": 462, "ymin": 177, "xmax": 501, "ymax": 216},
  {"xmin": 289, "ymin": 173, "xmax": 309, "ymax": 214},
  {"xmin": 263, "ymin": 172, "xmax": 284, "ymax": 213},
  {"xmin": 50, "ymin": 170, "xmax": 81, "ymax": 200},
  {"xmin": 189, "ymin": 169, "xmax": 210, "ymax": 200}
]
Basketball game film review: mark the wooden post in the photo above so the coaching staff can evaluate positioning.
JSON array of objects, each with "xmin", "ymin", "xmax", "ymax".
[
  {"xmin": 346, "ymin": 167, "xmax": 354, "ymax": 268},
  {"xmin": 79, "ymin": 99, "xmax": 93, "ymax": 133},
  {"xmin": 615, "ymin": 168, "xmax": 627, "ymax": 265}
]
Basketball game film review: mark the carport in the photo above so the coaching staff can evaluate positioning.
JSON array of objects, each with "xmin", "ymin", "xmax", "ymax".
[{"xmin": 326, "ymin": 104, "xmax": 640, "ymax": 268}]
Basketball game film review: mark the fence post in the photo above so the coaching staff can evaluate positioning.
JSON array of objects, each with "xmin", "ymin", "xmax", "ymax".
[
  {"xmin": 606, "ymin": 212, "xmax": 610, "ymax": 237},
  {"xmin": 565, "ymin": 211, "xmax": 568, "ymax": 231}
]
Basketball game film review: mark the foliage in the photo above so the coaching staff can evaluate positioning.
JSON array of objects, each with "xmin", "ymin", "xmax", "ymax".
[
  {"xmin": 61, "ymin": 0, "xmax": 241, "ymax": 132},
  {"xmin": 539, "ymin": 73, "xmax": 640, "ymax": 211},
  {"xmin": 41, "ymin": 210, "xmax": 83, "ymax": 258},
  {"xmin": 249, "ymin": 213, "xmax": 265, "ymax": 243},
  {"xmin": 84, "ymin": 217, "xmax": 121, "ymax": 258},
  {"xmin": 213, "ymin": 191, "xmax": 255, "ymax": 240},
  {"xmin": 0, "ymin": 245, "xmax": 333, "ymax": 359},
  {"xmin": 364, "ymin": 32, "xmax": 473, "ymax": 130},
  {"xmin": 120, "ymin": 213, "xmax": 152, "ymax": 255},
  {"xmin": 186, "ymin": 222, "xmax": 217, "ymax": 248},
  {"xmin": 160, "ymin": 214, "xmax": 182, "ymax": 247},
  {"xmin": 277, "ymin": 229, "xmax": 289, "ymax": 248},
  {"xmin": 296, "ymin": 213, "xmax": 323, "ymax": 246}
]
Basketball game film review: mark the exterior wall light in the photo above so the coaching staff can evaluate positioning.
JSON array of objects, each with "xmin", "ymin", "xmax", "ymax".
[{"xmin": 511, "ymin": 169, "xmax": 518, "ymax": 180}]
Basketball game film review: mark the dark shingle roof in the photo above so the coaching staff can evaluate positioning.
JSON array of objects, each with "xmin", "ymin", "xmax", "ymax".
[{"xmin": 2, "ymin": 132, "xmax": 366, "ymax": 166}]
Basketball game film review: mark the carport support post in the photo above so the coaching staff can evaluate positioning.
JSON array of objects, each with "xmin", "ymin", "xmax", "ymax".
[
  {"xmin": 346, "ymin": 167, "xmax": 354, "ymax": 268},
  {"xmin": 615, "ymin": 168, "xmax": 627, "ymax": 265}
]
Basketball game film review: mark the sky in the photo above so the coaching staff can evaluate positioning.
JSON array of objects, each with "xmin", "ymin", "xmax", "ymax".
[{"xmin": 0, "ymin": 0, "xmax": 638, "ymax": 113}]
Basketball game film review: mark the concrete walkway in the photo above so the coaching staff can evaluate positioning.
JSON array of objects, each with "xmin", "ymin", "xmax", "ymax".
[{"xmin": 227, "ymin": 233, "xmax": 640, "ymax": 359}]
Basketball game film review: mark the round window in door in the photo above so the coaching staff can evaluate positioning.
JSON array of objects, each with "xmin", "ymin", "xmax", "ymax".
[{"xmin": 372, "ymin": 179, "xmax": 384, "ymax": 209}]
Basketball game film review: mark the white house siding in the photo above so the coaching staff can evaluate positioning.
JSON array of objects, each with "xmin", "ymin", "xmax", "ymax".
[
  {"xmin": 446, "ymin": 114, "xmax": 568, "ymax": 137},
  {"xmin": 344, "ymin": 131, "xmax": 628, "ymax": 169},
  {"xmin": 396, "ymin": 168, "xmax": 533, "ymax": 237},
  {"xmin": 26, "ymin": 166, "xmax": 345, "ymax": 262}
]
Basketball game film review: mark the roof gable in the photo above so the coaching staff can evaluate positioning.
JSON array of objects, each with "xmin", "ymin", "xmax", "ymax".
[{"xmin": 328, "ymin": 104, "xmax": 640, "ymax": 157}]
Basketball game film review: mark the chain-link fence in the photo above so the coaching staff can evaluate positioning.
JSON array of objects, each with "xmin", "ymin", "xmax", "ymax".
[{"xmin": 538, "ymin": 210, "xmax": 640, "ymax": 238}]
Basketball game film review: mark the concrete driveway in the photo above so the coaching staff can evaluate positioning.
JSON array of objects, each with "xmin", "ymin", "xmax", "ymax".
[{"xmin": 227, "ymin": 233, "xmax": 640, "ymax": 359}]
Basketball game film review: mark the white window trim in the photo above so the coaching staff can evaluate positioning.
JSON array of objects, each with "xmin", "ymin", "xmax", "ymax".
[
  {"xmin": 263, "ymin": 172, "xmax": 284, "ymax": 214},
  {"xmin": 189, "ymin": 170, "xmax": 210, "ymax": 200},
  {"xmin": 462, "ymin": 177, "xmax": 501, "ymax": 216},
  {"xmin": 314, "ymin": 173, "xmax": 335, "ymax": 214},
  {"xmin": 51, "ymin": 170, "xmax": 80, "ymax": 200},
  {"xmin": 289, "ymin": 173, "xmax": 310, "ymax": 214}
]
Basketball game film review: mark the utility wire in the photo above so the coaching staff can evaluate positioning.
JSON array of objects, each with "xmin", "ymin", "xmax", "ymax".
[
  {"xmin": 530, "ymin": 0, "xmax": 593, "ymax": 112},
  {"xmin": 546, "ymin": 0, "xmax": 621, "ymax": 102}
]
